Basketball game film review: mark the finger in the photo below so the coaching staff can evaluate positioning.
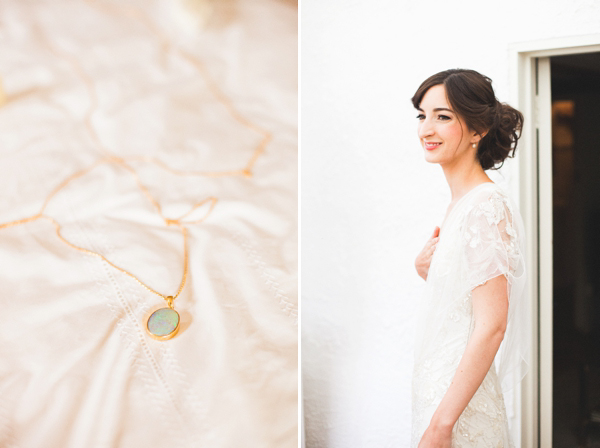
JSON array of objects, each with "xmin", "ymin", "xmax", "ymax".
[{"xmin": 428, "ymin": 237, "xmax": 439, "ymax": 247}]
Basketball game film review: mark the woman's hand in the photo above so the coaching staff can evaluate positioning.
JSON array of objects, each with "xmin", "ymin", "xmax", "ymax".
[
  {"xmin": 415, "ymin": 226, "xmax": 440, "ymax": 281},
  {"xmin": 417, "ymin": 423, "xmax": 453, "ymax": 448}
]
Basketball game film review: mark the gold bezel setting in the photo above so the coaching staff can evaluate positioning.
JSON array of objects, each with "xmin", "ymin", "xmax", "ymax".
[{"xmin": 146, "ymin": 307, "xmax": 181, "ymax": 341}]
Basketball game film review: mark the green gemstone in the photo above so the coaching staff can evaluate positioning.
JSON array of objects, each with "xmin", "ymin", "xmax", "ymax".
[{"xmin": 147, "ymin": 308, "xmax": 180, "ymax": 337}]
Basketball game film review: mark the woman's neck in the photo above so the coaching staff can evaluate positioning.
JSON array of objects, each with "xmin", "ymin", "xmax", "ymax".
[{"xmin": 441, "ymin": 157, "xmax": 492, "ymax": 203}]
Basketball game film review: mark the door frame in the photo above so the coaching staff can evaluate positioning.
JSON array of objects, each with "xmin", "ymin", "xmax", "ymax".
[{"xmin": 508, "ymin": 35, "xmax": 600, "ymax": 448}]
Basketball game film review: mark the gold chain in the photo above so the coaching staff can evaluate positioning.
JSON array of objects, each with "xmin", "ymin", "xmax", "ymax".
[
  {"xmin": 0, "ymin": 156, "xmax": 212, "ymax": 302},
  {"xmin": 27, "ymin": 0, "xmax": 272, "ymax": 178},
  {"xmin": 1, "ymin": 1, "xmax": 272, "ymax": 306}
]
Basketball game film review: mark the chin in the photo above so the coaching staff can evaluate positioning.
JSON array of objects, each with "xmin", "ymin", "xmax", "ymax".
[{"xmin": 423, "ymin": 153, "xmax": 439, "ymax": 164}]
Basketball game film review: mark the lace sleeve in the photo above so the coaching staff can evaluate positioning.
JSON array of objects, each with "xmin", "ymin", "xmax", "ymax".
[
  {"xmin": 461, "ymin": 189, "xmax": 529, "ymax": 393},
  {"xmin": 462, "ymin": 191, "xmax": 520, "ymax": 292}
]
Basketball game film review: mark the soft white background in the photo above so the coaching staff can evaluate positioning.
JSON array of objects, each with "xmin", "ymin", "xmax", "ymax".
[{"xmin": 301, "ymin": 1, "xmax": 600, "ymax": 447}]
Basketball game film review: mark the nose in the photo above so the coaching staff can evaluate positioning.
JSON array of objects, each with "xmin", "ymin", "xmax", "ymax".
[{"xmin": 418, "ymin": 119, "xmax": 434, "ymax": 139}]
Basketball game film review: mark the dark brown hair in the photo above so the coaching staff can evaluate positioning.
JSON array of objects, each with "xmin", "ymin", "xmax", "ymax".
[{"xmin": 411, "ymin": 69, "xmax": 524, "ymax": 171}]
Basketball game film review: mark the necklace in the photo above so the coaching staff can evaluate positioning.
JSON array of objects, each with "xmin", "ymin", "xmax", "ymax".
[
  {"xmin": 0, "ymin": 1, "xmax": 273, "ymax": 340},
  {"xmin": 0, "ymin": 156, "xmax": 217, "ymax": 340}
]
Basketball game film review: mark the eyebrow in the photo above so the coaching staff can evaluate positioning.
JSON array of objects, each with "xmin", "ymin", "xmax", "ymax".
[{"xmin": 417, "ymin": 107, "xmax": 455, "ymax": 113}]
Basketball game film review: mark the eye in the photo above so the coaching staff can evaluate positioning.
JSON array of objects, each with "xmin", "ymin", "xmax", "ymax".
[
  {"xmin": 438, "ymin": 114, "xmax": 451, "ymax": 121},
  {"xmin": 416, "ymin": 114, "xmax": 425, "ymax": 120}
]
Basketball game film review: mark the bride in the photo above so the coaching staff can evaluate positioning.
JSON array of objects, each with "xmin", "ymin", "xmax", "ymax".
[{"xmin": 410, "ymin": 69, "xmax": 529, "ymax": 447}]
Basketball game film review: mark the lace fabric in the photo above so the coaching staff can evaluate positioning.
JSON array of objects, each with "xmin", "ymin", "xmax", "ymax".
[
  {"xmin": 411, "ymin": 183, "xmax": 528, "ymax": 447},
  {"xmin": 0, "ymin": 0, "xmax": 298, "ymax": 446}
]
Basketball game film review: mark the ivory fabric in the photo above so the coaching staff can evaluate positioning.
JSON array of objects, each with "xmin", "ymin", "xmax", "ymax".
[
  {"xmin": 411, "ymin": 182, "xmax": 528, "ymax": 447},
  {"xmin": 0, "ymin": 1, "xmax": 298, "ymax": 447}
]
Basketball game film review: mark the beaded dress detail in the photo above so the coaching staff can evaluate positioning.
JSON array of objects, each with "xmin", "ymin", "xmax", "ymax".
[{"xmin": 411, "ymin": 183, "xmax": 528, "ymax": 448}]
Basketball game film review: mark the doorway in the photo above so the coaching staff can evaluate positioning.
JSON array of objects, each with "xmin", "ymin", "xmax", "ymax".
[
  {"xmin": 511, "ymin": 37, "xmax": 600, "ymax": 448},
  {"xmin": 550, "ymin": 51, "xmax": 600, "ymax": 447}
]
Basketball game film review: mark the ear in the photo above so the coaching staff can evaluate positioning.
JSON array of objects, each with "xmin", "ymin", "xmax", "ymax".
[{"xmin": 470, "ymin": 130, "xmax": 487, "ymax": 145}]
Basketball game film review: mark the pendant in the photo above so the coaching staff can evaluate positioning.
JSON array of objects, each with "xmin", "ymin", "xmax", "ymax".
[{"xmin": 146, "ymin": 305, "xmax": 180, "ymax": 341}]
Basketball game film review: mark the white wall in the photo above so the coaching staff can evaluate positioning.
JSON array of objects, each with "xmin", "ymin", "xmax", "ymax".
[{"xmin": 301, "ymin": 1, "xmax": 600, "ymax": 447}]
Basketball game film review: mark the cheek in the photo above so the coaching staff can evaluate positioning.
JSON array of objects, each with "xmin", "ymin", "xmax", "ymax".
[{"xmin": 443, "ymin": 122, "xmax": 464, "ymax": 141}]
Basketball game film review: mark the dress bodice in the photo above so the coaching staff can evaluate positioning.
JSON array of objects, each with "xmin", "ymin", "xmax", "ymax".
[{"xmin": 411, "ymin": 182, "xmax": 527, "ymax": 448}]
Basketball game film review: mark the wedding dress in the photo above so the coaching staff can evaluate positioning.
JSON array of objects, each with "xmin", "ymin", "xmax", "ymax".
[{"xmin": 411, "ymin": 182, "xmax": 529, "ymax": 448}]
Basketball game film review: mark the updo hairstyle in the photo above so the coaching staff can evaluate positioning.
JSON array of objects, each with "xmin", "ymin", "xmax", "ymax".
[{"xmin": 411, "ymin": 69, "xmax": 524, "ymax": 171}]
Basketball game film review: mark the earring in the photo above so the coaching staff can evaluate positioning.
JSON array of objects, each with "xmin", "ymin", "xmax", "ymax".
[{"xmin": 472, "ymin": 143, "xmax": 477, "ymax": 148}]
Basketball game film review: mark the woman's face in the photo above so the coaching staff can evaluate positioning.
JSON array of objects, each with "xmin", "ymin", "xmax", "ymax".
[{"xmin": 416, "ymin": 84, "xmax": 477, "ymax": 166}]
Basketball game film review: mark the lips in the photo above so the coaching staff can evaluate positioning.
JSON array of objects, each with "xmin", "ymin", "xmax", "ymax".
[{"xmin": 424, "ymin": 142, "xmax": 442, "ymax": 151}]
